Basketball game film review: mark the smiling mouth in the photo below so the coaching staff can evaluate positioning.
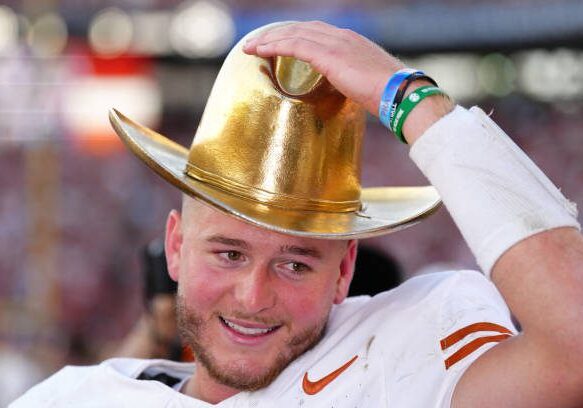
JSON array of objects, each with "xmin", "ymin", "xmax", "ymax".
[{"xmin": 220, "ymin": 316, "xmax": 281, "ymax": 337}]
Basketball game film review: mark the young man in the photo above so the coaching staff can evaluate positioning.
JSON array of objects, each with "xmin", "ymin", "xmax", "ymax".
[{"xmin": 13, "ymin": 22, "xmax": 583, "ymax": 407}]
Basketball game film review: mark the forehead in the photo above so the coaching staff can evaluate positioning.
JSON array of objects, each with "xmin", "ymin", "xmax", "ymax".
[{"xmin": 182, "ymin": 198, "xmax": 346, "ymax": 251}]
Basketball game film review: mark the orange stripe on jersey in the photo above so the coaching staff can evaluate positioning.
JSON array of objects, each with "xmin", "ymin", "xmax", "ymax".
[
  {"xmin": 440, "ymin": 322, "xmax": 513, "ymax": 350},
  {"xmin": 444, "ymin": 334, "xmax": 511, "ymax": 369}
]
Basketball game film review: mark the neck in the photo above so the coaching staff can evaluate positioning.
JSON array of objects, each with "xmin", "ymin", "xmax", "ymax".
[{"xmin": 183, "ymin": 364, "xmax": 241, "ymax": 404}]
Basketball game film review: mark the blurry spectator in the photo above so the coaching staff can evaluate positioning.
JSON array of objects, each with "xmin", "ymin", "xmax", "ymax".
[
  {"xmin": 112, "ymin": 239, "xmax": 184, "ymax": 361},
  {"xmin": 350, "ymin": 246, "xmax": 402, "ymax": 296}
]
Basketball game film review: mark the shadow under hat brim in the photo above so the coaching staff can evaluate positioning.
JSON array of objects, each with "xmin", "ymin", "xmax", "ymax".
[{"xmin": 109, "ymin": 109, "xmax": 442, "ymax": 239}]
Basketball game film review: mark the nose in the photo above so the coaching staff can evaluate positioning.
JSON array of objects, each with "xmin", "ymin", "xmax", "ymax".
[{"xmin": 233, "ymin": 264, "xmax": 277, "ymax": 314}]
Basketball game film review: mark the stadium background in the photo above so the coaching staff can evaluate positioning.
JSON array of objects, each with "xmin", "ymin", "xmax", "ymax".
[{"xmin": 1, "ymin": 0, "xmax": 582, "ymax": 403}]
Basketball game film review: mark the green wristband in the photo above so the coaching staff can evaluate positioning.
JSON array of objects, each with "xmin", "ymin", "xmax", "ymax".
[{"xmin": 390, "ymin": 85, "xmax": 446, "ymax": 143}]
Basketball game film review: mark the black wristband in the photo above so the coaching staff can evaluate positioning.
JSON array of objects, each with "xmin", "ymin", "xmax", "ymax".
[{"xmin": 393, "ymin": 73, "xmax": 438, "ymax": 109}]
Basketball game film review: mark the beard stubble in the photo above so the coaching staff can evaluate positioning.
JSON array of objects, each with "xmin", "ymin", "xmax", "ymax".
[{"xmin": 176, "ymin": 295, "xmax": 328, "ymax": 391}]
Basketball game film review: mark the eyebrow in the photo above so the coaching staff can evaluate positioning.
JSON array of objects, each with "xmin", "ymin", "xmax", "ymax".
[
  {"xmin": 280, "ymin": 245, "xmax": 322, "ymax": 259},
  {"xmin": 206, "ymin": 235, "xmax": 250, "ymax": 249}
]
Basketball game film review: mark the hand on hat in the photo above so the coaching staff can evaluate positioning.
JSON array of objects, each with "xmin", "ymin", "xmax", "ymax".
[
  {"xmin": 243, "ymin": 21, "xmax": 403, "ymax": 118},
  {"xmin": 243, "ymin": 21, "xmax": 453, "ymax": 145}
]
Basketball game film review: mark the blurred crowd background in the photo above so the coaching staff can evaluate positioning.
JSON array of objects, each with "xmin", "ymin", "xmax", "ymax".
[{"xmin": 1, "ymin": 0, "xmax": 582, "ymax": 404}]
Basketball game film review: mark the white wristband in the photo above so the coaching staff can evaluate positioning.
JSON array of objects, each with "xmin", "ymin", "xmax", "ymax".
[{"xmin": 409, "ymin": 106, "xmax": 580, "ymax": 277}]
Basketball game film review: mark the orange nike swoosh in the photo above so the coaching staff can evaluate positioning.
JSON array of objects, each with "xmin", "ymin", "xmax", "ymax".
[{"xmin": 302, "ymin": 355, "xmax": 358, "ymax": 395}]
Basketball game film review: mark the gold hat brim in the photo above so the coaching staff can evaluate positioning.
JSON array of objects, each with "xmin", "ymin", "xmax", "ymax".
[{"xmin": 110, "ymin": 109, "xmax": 441, "ymax": 239}]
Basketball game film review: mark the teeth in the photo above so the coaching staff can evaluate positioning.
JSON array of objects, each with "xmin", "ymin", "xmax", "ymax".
[{"xmin": 222, "ymin": 318, "xmax": 276, "ymax": 336}]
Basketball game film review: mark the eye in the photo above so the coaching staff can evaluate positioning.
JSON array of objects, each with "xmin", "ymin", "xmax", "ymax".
[
  {"xmin": 283, "ymin": 261, "xmax": 311, "ymax": 275},
  {"xmin": 217, "ymin": 250, "xmax": 245, "ymax": 263}
]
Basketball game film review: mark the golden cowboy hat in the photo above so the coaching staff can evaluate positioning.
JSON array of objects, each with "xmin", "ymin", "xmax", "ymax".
[{"xmin": 109, "ymin": 23, "xmax": 440, "ymax": 239}]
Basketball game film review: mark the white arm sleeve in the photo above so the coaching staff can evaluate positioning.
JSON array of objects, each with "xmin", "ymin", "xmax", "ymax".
[{"xmin": 409, "ymin": 106, "xmax": 580, "ymax": 275}]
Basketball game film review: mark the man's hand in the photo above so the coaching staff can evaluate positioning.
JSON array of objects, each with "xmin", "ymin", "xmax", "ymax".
[
  {"xmin": 243, "ymin": 21, "xmax": 453, "ymax": 144},
  {"xmin": 243, "ymin": 21, "xmax": 403, "ymax": 118}
]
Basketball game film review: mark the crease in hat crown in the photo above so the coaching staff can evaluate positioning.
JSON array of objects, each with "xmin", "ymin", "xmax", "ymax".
[{"xmin": 109, "ymin": 22, "xmax": 441, "ymax": 239}]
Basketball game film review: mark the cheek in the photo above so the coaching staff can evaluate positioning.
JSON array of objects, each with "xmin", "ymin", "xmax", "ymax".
[
  {"xmin": 178, "ymin": 258, "xmax": 229, "ymax": 310},
  {"xmin": 281, "ymin": 277, "xmax": 338, "ymax": 327}
]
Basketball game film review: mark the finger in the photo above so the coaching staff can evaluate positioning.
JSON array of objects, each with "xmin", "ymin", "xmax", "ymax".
[
  {"xmin": 261, "ymin": 20, "xmax": 343, "ymax": 39},
  {"xmin": 243, "ymin": 21, "xmax": 298, "ymax": 49},
  {"xmin": 244, "ymin": 21, "xmax": 347, "ymax": 52},
  {"xmin": 254, "ymin": 20, "xmax": 341, "ymax": 41},
  {"xmin": 245, "ymin": 33, "xmax": 336, "ymax": 56},
  {"xmin": 253, "ymin": 37, "xmax": 326, "ymax": 69}
]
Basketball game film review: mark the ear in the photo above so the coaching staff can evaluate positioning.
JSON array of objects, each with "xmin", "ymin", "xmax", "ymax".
[
  {"xmin": 333, "ymin": 240, "xmax": 358, "ymax": 304},
  {"xmin": 165, "ymin": 209, "xmax": 183, "ymax": 282}
]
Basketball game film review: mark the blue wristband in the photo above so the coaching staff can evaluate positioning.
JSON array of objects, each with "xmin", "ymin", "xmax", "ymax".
[{"xmin": 378, "ymin": 68, "xmax": 423, "ymax": 129}]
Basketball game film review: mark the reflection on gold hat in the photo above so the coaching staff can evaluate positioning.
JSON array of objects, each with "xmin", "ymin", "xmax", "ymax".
[{"xmin": 109, "ymin": 23, "xmax": 440, "ymax": 239}]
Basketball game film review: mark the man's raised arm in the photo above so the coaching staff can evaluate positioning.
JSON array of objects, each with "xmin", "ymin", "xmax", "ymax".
[{"xmin": 244, "ymin": 21, "xmax": 583, "ymax": 407}]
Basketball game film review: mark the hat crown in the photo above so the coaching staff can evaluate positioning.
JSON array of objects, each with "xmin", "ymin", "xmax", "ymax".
[{"xmin": 186, "ymin": 28, "xmax": 366, "ymax": 213}]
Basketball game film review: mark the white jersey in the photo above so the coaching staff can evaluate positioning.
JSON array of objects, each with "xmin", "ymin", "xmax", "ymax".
[{"xmin": 11, "ymin": 270, "xmax": 516, "ymax": 407}]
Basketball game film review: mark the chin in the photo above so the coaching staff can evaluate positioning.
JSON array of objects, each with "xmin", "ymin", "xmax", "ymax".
[
  {"xmin": 177, "ymin": 297, "xmax": 329, "ymax": 391},
  {"xmin": 207, "ymin": 354, "xmax": 289, "ymax": 391}
]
